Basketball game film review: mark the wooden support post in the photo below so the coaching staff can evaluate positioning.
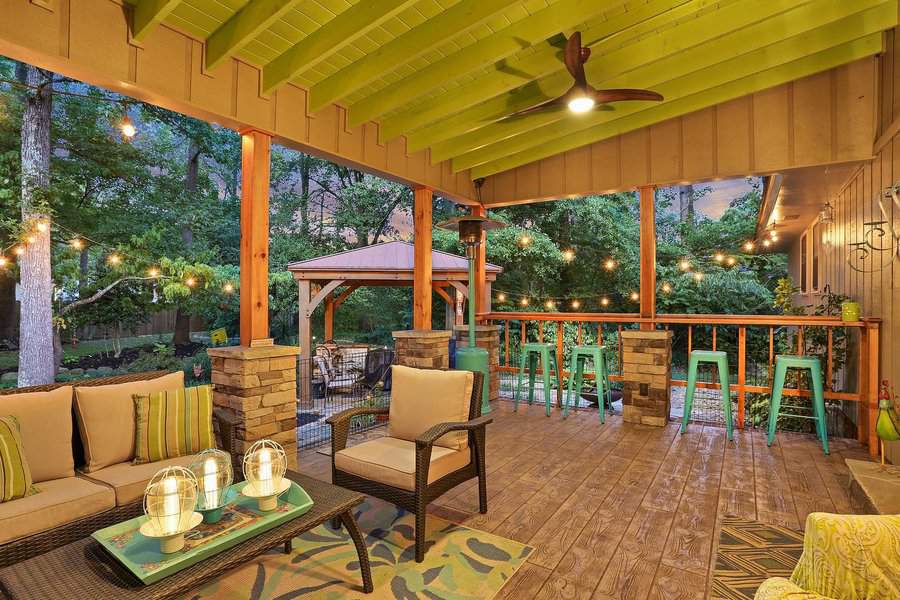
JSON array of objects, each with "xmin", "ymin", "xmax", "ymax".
[
  {"xmin": 239, "ymin": 130, "xmax": 272, "ymax": 346},
  {"xmin": 413, "ymin": 186, "xmax": 433, "ymax": 330},
  {"xmin": 324, "ymin": 297, "xmax": 334, "ymax": 341},
  {"xmin": 556, "ymin": 321, "xmax": 564, "ymax": 408},
  {"xmin": 639, "ymin": 185, "xmax": 656, "ymax": 331},
  {"xmin": 471, "ymin": 205, "xmax": 487, "ymax": 318},
  {"xmin": 737, "ymin": 326, "xmax": 746, "ymax": 429},
  {"xmin": 297, "ymin": 280, "xmax": 312, "ymax": 405},
  {"xmin": 862, "ymin": 319, "xmax": 881, "ymax": 456}
]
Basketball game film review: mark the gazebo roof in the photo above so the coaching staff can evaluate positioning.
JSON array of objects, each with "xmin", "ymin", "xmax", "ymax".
[{"xmin": 287, "ymin": 241, "xmax": 501, "ymax": 280}]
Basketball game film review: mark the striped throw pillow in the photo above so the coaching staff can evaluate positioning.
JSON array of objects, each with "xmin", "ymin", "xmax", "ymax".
[
  {"xmin": 133, "ymin": 385, "xmax": 215, "ymax": 464},
  {"xmin": 0, "ymin": 416, "xmax": 37, "ymax": 502}
]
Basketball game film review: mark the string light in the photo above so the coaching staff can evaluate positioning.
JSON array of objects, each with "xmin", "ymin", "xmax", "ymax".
[
  {"xmin": 571, "ymin": 299, "xmax": 581, "ymax": 309},
  {"xmin": 70, "ymin": 238, "xmax": 84, "ymax": 250},
  {"xmin": 35, "ymin": 221, "xmax": 49, "ymax": 233},
  {"xmin": 713, "ymin": 253, "xmax": 724, "ymax": 263},
  {"xmin": 545, "ymin": 300, "xmax": 555, "ymax": 309},
  {"xmin": 693, "ymin": 272, "xmax": 704, "ymax": 282},
  {"xmin": 13, "ymin": 246, "xmax": 24, "ymax": 256},
  {"xmin": 769, "ymin": 229, "xmax": 777, "ymax": 238},
  {"xmin": 770, "ymin": 233, "xmax": 778, "ymax": 242},
  {"xmin": 147, "ymin": 267, "xmax": 160, "ymax": 278},
  {"xmin": 107, "ymin": 253, "xmax": 121, "ymax": 266},
  {"xmin": 629, "ymin": 291, "xmax": 639, "ymax": 301},
  {"xmin": 520, "ymin": 297, "xmax": 529, "ymax": 307},
  {"xmin": 604, "ymin": 258, "xmax": 616, "ymax": 271},
  {"xmin": 743, "ymin": 241, "xmax": 755, "ymax": 252},
  {"xmin": 519, "ymin": 234, "xmax": 531, "ymax": 247},
  {"xmin": 661, "ymin": 282, "xmax": 672, "ymax": 293},
  {"xmin": 679, "ymin": 259, "xmax": 691, "ymax": 271},
  {"xmin": 223, "ymin": 283, "xmax": 234, "ymax": 294},
  {"xmin": 497, "ymin": 292, "xmax": 506, "ymax": 302},
  {"xmin": 600, "ymin": 297, "xmax": 610, "ymax": 307},
  {"xmin": 120, "ymin": 113, "xmax": 137, "ymax": 140},
  {"xmin": 762, "ymin": 239, "xmax": 771, "ymax": 248},
  {"xmin": 726, "ymin": 256, "xmax": 736, "ymax": 266},
  {"xmin": 25, "ymin": 234, "xmax": 36, "ymax": 245},
  {"xmin": 185, "ymin": 277, "xmax": 196, "ymax": 287},
  {"xmin": 0, "ymin": 257, "xmax": 7, "ymax": 268},
  {"xmin": 562, "ymin": 249, "xmax": 575, "ymax": 262}
]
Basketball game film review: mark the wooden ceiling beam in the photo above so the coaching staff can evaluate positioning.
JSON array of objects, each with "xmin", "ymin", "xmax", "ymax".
[
  {"xmin": 388, "ymin": 0, "xmax": 697, "ymax": 145},
  {"xmin": 261, "ymin": 0, "xmax": 418, "ymax": 95},
  {"xmin": 131, "ymin": 0, "xmax": 181, "ymax": 43},
  {"xmin": 447, "ymin": 0, "xmax": 888, "ymax": 169},
  {"xmin": 205, "ymin": 0, "xmax": 302, "ymax": 72},
  {"xmin": 308, "ymin": 0, "xmax": 523, "ymax": 113},
  {"xmin": 471, "ymin": 34, "xmax": 885, "ymax": 179},
  {"xmin": 346, "ymin": 0, "xmax": 619, "ymax": 129}
]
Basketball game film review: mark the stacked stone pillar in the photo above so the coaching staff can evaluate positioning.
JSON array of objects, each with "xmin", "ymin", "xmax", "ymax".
[
  {"xmin": 208, "ymin": 345, "xmax": 300, "ymax": 469},
  {"xmin": 621, "ymin": 330, "xmax": 673, "ymax": 427},
  {"xmin": 452, "ymin": 325, "xmax": 500, "ymax": 401},
  {"xmin": 392, "ymin": 330, "xmax": 451, "ymax": 369}
]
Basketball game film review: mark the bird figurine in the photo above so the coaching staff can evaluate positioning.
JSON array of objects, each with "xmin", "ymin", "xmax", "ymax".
[{"xmin": 876, "ymin": 380, "xmax": 900, "ymax": 466}]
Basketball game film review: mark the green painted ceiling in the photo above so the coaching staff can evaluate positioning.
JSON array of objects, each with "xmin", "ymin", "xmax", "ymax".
[{"xmin": 126, "ymin": 0, "xmax": 898, "ymax": 179}]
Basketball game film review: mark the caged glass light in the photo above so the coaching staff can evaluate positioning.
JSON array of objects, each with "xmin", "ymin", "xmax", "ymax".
[
  {"xmin": 142, "ymin": 466, "xmax": 199, "ymax": 553},
  {"xmin": 242, "ymin": 439, "xmax": 288, "ymax": 511},
  {"xmin": 190, "ymin": 449, "xmax": 233, "ymax": 523}
]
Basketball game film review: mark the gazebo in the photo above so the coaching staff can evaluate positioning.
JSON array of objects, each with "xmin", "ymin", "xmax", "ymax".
[{"xmin": 287, "ymin": 240, "xmax": 501, "ymax": 364}]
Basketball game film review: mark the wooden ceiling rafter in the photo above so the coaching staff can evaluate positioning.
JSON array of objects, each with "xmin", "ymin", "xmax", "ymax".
[
  {"xmin": 131, "ymin": 0, "xmax": 182, "ymax": 43},
  {"xmin": 204, "ymin": 0, "xmax": 303, "ymax": 72}
]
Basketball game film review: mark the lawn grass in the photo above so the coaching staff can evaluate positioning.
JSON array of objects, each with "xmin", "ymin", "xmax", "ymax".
[{"xmin": 0, "ymin": 334, "xmax": 173, "ymax": 371}]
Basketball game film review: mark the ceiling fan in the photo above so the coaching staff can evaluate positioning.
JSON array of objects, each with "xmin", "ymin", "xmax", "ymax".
[{"xmin": 509, "ymin": 31, "xmax": 664, "ymax": 117}]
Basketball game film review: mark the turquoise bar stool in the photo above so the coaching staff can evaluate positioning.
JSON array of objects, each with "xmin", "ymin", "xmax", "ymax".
[
  {"xmin": 564, "ymin": 345, "xmax": 612, "ymax": 422},
  {"xmin": 767, "ymin": 355, "xmax": 828, "ymax": 454},
  {"xmin": 681, "ymin": 350, "xmax": 734, "ymax": 441},
  {"xmin": 514, "ymin": 343, "xmax": 563, "ymax": 417}
]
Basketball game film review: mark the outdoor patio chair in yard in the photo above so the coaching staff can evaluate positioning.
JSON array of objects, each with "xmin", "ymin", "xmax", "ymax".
[{"xmin": 326, "ymin": 366, "xmax": 489, "ymax": 562}]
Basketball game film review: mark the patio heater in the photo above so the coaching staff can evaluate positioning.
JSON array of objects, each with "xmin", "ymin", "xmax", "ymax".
[{"xmin": 437, "ymin": 208, "xmax": 505, "ymax": 414}]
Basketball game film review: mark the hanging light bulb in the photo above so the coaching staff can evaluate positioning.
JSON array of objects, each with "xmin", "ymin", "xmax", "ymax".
[
  {"xmin": 519, "ymin": 234, "xmax": 531, "ymax": 246},
  {"xmin": 679, "ymin": 259, "xmax": 691, "ymax": 271},
  {"xmin": 148, "ymin": 267, "xmax": 160, "ymax": 278},
  {"xmin": 120, "ymin": 110, "xmax": 137, "ymax": 140},
  {"xmin": 520, "ymin": 297, "xmax": 529, "ymax": 307},
  {"xmin": 762, "ymin": 239, "xmax": 772, "ymax": 248},
  {"xmin": 185, "ymin": 277, "xmax": 196, "ymax": 288},
  {"xmin": 743, "ymin": 241, "xmax": 755, "ymax": 252},
  {"xmin": 726, "ymin": 256, "xmax": 736, "ymax": 266},
  {"xmin": 545, "ymin": 300, "xmax": 555, "ymax": 309},
  {"xmin": 693, "ymin": 272, "xmax": 704, "ymax": 282},
  {"xmin": 571, "ymin": 299, "xmax": 581, "ymax": 309},
  {"xmin": 661, "ymin": 282, "xmax": 672, "ymax": 293},
  {"xmin": 770, "ymin": 233, "xmax": 779, "ymax": 242},
  {"xmin": 223, "ymin": 283, "xmax": 234, "ymax": 294},
  {"xmin": 497, "ymin": 292, "xmax": 506, "ymax": 302},
  {"xmin": 107, "ymin": 253, "xmax": 121, "ymax": 265},
  {"xmin": 35, "ymin": 221, "xmax": 49, "ymax": 233},
  {"xmin": 70, "ymin": 238, "xmax": 84, "ymax": 250},
  {"xmin": 819, "ymin": 201, "xmax": 835, "ymax": 224},
  {"xmin": 0, "ymin": 256, "xmax": 7, "ymax": 268},
  {"xmin": 600, "ymin": 297, "xmax": 610, "ymax": 307},
  {"xmin": 713, "ymin": 253, "xmax": 724, "ymax": 263},
  {"xmin": 604, "ymin": 258, "xmax": 616, "ymax": 271},
  {"xmin": 25, "ymin": 234, "xmax": 36, "ymax": 245},
  {"xmin": 13, "ymin": 246, "xmax": 24, "ymax": 256},
  {"xmin": 562, "ymin": 249, "xmax": 575, "ymax": 262},
  {"xmin": 629, "ymin": 291, "xmax": 639, "ymax": 301}
]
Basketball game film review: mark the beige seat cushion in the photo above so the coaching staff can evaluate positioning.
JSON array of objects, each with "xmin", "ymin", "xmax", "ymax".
[
  {"xmin": 0, "ymin": 386, "xmax": 74, "ymax": 483},
  {"xmin": 81, "ymin": 455, "xmax": 196, "ymax": 506},
  {"xmin": 334, "ymin": 437, "xmax": 470, "ymax": 492},
  {"xmin": 74, "ymin": 372, "xmax": 184, "ymax": 472},
  {"xmin": 0, "ymin": 476, "xmax": 115, "ymax": 545},
  {"xmin": 388, "ymin": 366, "xmax": 473, "ymax": 450}
]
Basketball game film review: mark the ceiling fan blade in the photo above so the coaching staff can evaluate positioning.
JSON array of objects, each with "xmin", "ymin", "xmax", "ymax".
[
  {"xmin": 506, "ymin": 97, "xmax": 565, "ymax": 118},
  {"xmin": 594, "ymin": 89, "xmax": 664, "ymax": 103},
  {"xmin": 564, "ymin": 32, "xmax": 587, "ymax": 87}
]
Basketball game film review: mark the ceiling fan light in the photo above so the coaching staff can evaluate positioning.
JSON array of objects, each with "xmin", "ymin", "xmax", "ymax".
[{"xmin": 568, "ymin": 96, "xmax": 595, "ymax": 114}]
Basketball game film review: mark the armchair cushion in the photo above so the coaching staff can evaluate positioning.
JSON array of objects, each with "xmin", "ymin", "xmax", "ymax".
[
  {"xmin": 388, "ymin": 366, "xmax": 473, "ymax": 451},
  {"xmin": 334, "ymin": 437, "xmax": 470, "ymax": 491},
  {"xmin": 0, "ymin": 386, "xmax": 74, "ymax": 483},
  {"xmin": 789, "ymin": 512, "xmax": 900, "ymax": 599}
]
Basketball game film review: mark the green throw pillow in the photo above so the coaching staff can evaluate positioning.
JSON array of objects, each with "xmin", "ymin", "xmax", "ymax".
[
  {"xmin": 133, "ymin": 385, "xmax": 215, "ymax": 464},
  {"xmin": 0, "ymin": 416, "xmax": 38, "ymax": 502}
]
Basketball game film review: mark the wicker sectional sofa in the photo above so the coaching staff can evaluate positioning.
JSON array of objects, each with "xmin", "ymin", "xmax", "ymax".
[{"xmin": 0, "ymin": 370, "xmax": 237, "ymax": 568}]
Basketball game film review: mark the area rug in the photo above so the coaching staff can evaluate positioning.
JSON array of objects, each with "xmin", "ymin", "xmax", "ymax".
[
  {"xmin": 191, "ymin": 498, "xmax": 532, "ymax": 599},
  {"xmin": 710, "ymin": 517, "xmax": 804, "ymax": 600}
]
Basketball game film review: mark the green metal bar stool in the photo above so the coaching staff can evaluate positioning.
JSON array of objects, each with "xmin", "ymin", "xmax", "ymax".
[
  {"xmin": 680, "ymin": 350, "xmax": 734, "ymax": 441},
  {"xmin": 564, "ymin": 345, "xmax": 612, "ymax": 422},
  {"xmin": 767, "ymin": 355, "xmax": 828, "ymax": 454},
  {"xmin": 514, "ymin": 343, "xmax": 563, "ymax": 417}
]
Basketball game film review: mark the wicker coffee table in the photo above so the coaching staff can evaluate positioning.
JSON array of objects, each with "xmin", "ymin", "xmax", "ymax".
[{"xmin": 0, "ymin": 471, "xmax": 372, "ymax": 599}]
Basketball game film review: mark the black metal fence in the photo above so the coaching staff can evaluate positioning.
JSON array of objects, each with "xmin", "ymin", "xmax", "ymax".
[{"xmin": 296, "ymin": 346, "xmax": 394, "ymax": 449}]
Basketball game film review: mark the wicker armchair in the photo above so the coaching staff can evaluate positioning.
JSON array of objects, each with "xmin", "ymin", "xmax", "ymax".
[
  {"xmin": 0, "ymin": 371, "xmax": 238, "ymax": 568},
  {"xmin": 326, "ymin": 366, "xmax": 489, "ymax": 562}
]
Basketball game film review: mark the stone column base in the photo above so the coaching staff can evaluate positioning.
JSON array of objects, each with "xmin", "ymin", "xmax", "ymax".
[
  {"xmin": 392, "ymin": 330, "xmax": 451, "ymax": 369},
  {"xmin": 453, "ymin": 325, "xmax": 500, "ymax": 401},
  {"xmin": 621, "ymin": 330, "xmax": 672, "ymax": 427},
  {"xmin": 208, "ymin": 345, "xmax": 300, "ymax": 470}
]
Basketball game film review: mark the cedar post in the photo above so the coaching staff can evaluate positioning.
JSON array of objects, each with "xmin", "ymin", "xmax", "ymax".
[
  {"xmin": 413, "ymin": 186, "xmax": 433, "ymax": 330},
  {"xmin": 639, "ymin": 185, "xmax": 656, "ymax": 331},
  {"xmin": 471, "ymin": 205, "xmax": 487, "ymax": 318},
  {"xmin": 239, "ymin": 130, "xmax": 271, "ymax": 346},
  {"xmin": 862, "ymin": 318, "xmax": 881, "ymax": 456},
  {"xmin": 324, "ymin": 297, "xmax": 334, "ymax": 341}
]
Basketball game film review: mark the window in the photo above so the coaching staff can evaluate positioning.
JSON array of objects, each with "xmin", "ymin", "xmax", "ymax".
[{"xmin": 800, "ymin": 233, "xmax": 808, "ymax": 293}]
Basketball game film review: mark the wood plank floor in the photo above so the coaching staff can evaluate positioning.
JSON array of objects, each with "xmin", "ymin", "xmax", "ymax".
[{"xmin": 296, "ymin": 401, "xmax": 873, "ymax": 599}]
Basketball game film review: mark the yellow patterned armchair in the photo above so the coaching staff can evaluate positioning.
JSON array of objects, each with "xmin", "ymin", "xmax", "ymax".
[{"xmin": 755, "ymin": 513, "xmax": 900, "ymax": 600}]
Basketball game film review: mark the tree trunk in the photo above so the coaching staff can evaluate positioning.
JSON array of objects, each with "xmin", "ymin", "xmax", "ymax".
[
  {"xmin": 678, "ymin": 184, "xmax": 695, "ymax": 225},
  {"xmin": 16, "ymin": 64, "xmax": 55, "ymax": 387},
  {"xmin": 78, "ymin": 247, "xmax": 89, "ymax": 295},
  {"xmin": 173, "ymin": 309, "xmax": 191, "ymax": 346},
  {"xmin": 182, "ymin": 139, "xmax": 200, "ymax": 247}
]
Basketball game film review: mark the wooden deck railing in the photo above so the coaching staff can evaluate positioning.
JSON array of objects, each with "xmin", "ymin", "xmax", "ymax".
[{"xmin": 482, "ymin": 312, "xmax": 881, "ymax": 455}]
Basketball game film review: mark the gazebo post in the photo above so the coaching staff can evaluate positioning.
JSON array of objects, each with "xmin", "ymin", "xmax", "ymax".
[
  {"xmin": 472, "ymin": 205, "xmax": 488, "ymax": 318},
  {"xmin": 639, "ymin": 185, "xmax": 657, "ymax": 331},
  {"xmin": 324, "ymin": 297, "xmax": 334, "ymax": 341},
  {"xmin": 413, "ymin": 186, "xmax": 433, "ymax": 330}
]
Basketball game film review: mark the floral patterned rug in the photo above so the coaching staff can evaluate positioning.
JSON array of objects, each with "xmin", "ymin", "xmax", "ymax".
[{"xmin": 191, "ymin": 498, "xmax": 532, "ymax": 599}]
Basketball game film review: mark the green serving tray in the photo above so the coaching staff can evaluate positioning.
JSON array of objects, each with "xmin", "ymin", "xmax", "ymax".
[{"xmin": 91, "ymin": 480, "xmax": 314, "ymax": 585}]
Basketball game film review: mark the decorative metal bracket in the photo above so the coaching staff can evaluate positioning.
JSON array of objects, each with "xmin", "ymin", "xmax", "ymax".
[{"xmin": 847, "ymin": 185, "xmax": 900, "ymax": 273}]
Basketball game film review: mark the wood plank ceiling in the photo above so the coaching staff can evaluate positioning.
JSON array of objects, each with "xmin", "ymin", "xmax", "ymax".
[{"xmin": 126, "ymin": 0, "xmax": 898, "ymax": 181}]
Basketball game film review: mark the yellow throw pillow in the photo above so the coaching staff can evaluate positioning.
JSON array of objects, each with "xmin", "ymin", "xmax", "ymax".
[
  {"xmin": 0, "ymin": 416, "xmax": 38, "ymax": 502},
  {"xmin": 133, "ymin": 385, "xmax": 215, "ymax": 464}
]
